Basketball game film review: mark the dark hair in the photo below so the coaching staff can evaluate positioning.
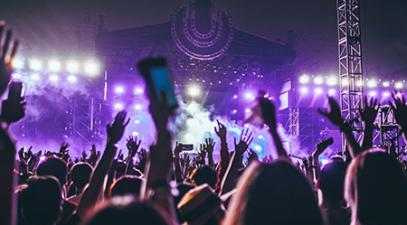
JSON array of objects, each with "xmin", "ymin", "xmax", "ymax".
[
  {"xmin": 37, "ymin": 157, "xmax": 68, "ymax": 186},
  {"xmin": 83, "ymin": 197, "xmax": 170, "ymax": 225},
  {"xmin": 319, "ymin": 158, "xmax": 347, "ymax": 203},
  {"xmin": 224, "ymin": 160, "xmax": 324, "ymax": 225},
  {"xmin": 19, "ymin": 176, "xmax": 62, "ymax": 225},
  {"xmin": 109, "ymin": 175, "xmax": 142, "ymax": 198},
  {"xmin": 70, "ymin": 162, "xmax": 93, "ymax": 190},
  {"xmin": 345, "ymin": 150, "xmax": 407, "ymax": 225},
  {"xmin": 190, "ymin": 165, "xmax": 217, "ymax": 189}
]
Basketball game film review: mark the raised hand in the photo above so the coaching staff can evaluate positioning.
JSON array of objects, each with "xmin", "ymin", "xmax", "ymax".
[
  {"xmin": 312, "ymin": 137, "xmax": 334, "ymax": 157},
  {"xmin": 234, "ymin": 128, "xmax": 253, "ymax": 155},
  {"xmin": 59, "ymin": 142, "xmax": 70, "ymax": 162},
  {"xmin": 318, "ymin": 97, "xmax": 344, "ymax": 127},
  {"xmin": 247, "ymin": 149, "xmax": 259, "ymax": 164},
  {"xmin": 136, "ymin": 148, "xmax": 148, "ymax": 171},
  {"xmin": 204, "ymin": 138, "xmax": 215, "ymax": 155},
  {"xmin": 0, "ymin": 22, "xmax": 19, "ymax": 96},
  {"xmin": 360, "ymin": 96, "xmax": 379, "ymax": 126},
  {"xmin": 198, "ymin": 144, "xmax": 207, "ymax": 161},
  {"xmin": 214, "ymin": 120, "xmax": 227, "ymax": 141},
  {"xmin": 81, "ymin": 150, "xmax": 88, "ymax": 161},
  {"xmin": 107, "ymin": 110, "xmax": 130, "ymax": 145},
  {"xmin": 126, "ymin": 136, "xmax": 141, "ymax": 158},
  {"xmin": 117, "ymin": 149, "xmax": 124, "ymax": 161},
  {"xmin": 390, "ymin": 92, "xmax": 407, "ymax": 129},
  {"xmin": 174, "ymin": 142, "xmax": 182, "ymax": 157},
  {"xmin": 1, "ymin": 98, "xmax": 26, "ymax": 125}
]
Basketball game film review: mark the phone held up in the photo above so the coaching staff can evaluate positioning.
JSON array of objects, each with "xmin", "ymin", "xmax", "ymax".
[{"xmin": 137, "ymin": 57, "xmax": 178, "ymax": 114}]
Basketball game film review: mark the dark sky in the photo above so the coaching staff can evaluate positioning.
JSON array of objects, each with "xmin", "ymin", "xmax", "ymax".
[{"xmin": 1, "ymin": 0, "xmax": 406, "ymax": 78}]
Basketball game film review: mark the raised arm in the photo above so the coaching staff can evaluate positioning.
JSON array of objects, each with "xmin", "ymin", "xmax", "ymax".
[
  {"xmin": 360, "ymin": 96, "xmax": 379, "ymax": 151},
  {"xmin": 311, "ymin": 137, "xmax": 334, "ymax": 181},
  {"xmin": 205, "ymin": 138, "xmax": 216, "ymax": 168},
  {"xmin": 125, "ymin": 136, "xmax": 141, "ymax": 174},
  {"xmin": 390, "ymin": 92, "xmax": 407, "ymax": 142},
  {"xmin": 220, "ymin": 129, "xmax": 253, "ymax": 195},
  {"xmin": 214, "ymin": 120, "xmax": 230, "ymax": 188},
  {"xmin": 76, "ymin": 111, "xmax": 129, "ymax": 218},
  {"xmin": 318, "ymin": 97, "xmax": 361, "ymax": 157},
  {"xmin": 173, "ymin": 142, "xmax": 183, "ymax": 182},
  {"xmin": 259, "ymin": 97, "xmax": 289, "ymax": 159}
]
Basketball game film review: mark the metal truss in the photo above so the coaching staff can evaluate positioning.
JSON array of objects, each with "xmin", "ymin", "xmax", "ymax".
[{"xmin": 337, "ymin": 0, "xmax": 364, "ymax": 151}]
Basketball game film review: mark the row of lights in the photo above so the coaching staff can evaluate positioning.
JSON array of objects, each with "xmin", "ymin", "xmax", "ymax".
[
  {"xmin": 12, "ymin": 72, "xmax": 79, "ymax": 84},
  {"xmin": 298, "ymin": 74, "xmax": 406, "ymax": 89},
  {"xmin": 12, "ymin": 58, "xmax": 101, "ymax": 77},
  {"xmin": 298, "ymin": 86, "xmax": 394, "ymax": 98}
]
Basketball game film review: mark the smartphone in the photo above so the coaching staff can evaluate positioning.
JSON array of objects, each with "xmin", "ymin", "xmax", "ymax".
[
  {"xmin": 137, "ymin": 57, "xmax": 178, "ymax": 110},
  {"xmin": 7, "ymin": 80, "xmax": 24, "ymax": 101}
]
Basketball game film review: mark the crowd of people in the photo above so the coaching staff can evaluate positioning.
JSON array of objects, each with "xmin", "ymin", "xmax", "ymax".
[{"xmin": 1, "ymin": 21, "xmax": 407, "ymax": 225}]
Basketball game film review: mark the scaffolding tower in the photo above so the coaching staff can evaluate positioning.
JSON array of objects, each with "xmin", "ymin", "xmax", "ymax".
[{"xmin": 337, "ymin": 0, "xmax": 364, "ymax": 151}]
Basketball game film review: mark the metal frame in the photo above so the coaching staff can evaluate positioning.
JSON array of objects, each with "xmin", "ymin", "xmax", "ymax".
[{"xmin": 337, "ymin": 0, "xmax": 364, "ymax": 151}]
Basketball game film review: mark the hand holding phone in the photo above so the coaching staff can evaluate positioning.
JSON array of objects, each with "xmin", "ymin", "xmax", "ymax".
[{"xmin": 1, "ymin": 80, "xmax": 25, "ymax": 125}]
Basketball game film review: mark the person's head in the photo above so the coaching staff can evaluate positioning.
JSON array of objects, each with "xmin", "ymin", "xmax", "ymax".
[
  {"xmin": 109, "ymin": 175, "xmax": 142, "ymax": 198},
  {"xmin": 178, "ymin": 184, "xmax": 225, "ymax": 225},
  {"xmin": 37, "ymin": 157, "xmax": 68, "ymax": 186},
  {"xmin": 345, "ymin": 150, "xmax": 407, "ymax": 225},
  {"xmin": 83, "ymin": 196, "xmax": 170, "ymax": 225},
  {"xmin": 318, "ymin": 158, "xmax": 347, "ymax": 204},
  {"xmin": 70, "ymin": 162, "xmax": 93, "ymax": 191},
  {"xmin": 224, "ymin": 160, "xmax": 324, "ymax": 225},
  {"xmin": 19, "ymin": 176, "xmax": 62, "ymax": 225},
  {"xmin": 190, "ymin": 165, "xmax": 217, "ymax": 189}
]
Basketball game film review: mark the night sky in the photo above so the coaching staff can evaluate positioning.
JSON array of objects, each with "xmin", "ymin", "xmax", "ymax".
[{"xmin": 1, "ymin": 0, "xmax": 406, "ymax": 79}]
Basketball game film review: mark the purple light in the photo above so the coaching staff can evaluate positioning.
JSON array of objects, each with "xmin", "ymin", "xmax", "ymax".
[
  {"xmin": 299, "ymin": 86, "xmax": 309, "ymax": 94},
  {"xmin": 328, "ymin": 89, "xmax": 336, "ymax": 96},
  {"xmin": 67, "ymin": 75, "xmax": 77, "ymax": 83},
  {"xmin": 134, "ymin": 104, "xmax": 143, "ymax": 111},
  {"xmin": 114, "ymin": 85, "xmax": 125, "ymax": 95},
  {"xmin": 382, "ymin": 91, "xmax": 390, "ymax": 98},
  {"xmin": 12, "ymin": 73, "xmax": 22, "ymax": 79},
  {"xmin": 298, "ymin": 74, "xmax": 310, "ymax": 84},
  {"xmin": 244, "ymin": 91, "xmax": 255, "ymax": 101},
  {"xmin": 134, "ymin": 86, "xmax": 144, "ymax": 95},
  {"xmin": 368, "ymin": 90, "xmax": 377, "ymax": 97},
  {"xmin": 326, "ymin": 76, "xmax": 338, "ymax": 86},
  {"xmin": 232, "ymin": 109, "xmax": 237, "ymax": 114},
  {"xmin": 313, "ymin": 76, "xmax": 324, "ymax": 85},
  {"xmin": 49, "ymin": 74, "xmax": 59, "ymax": 82},
  {"xmin": 113, "ymin": 102, "xmax": 124, "ymax": 111},
  {"xmin": 30, "ymin": 73, "xmax": 40, "ymax": 81},
  {"xmin": 233, "ymin": 94, "xmax": 238, "ymax": 99},
  {"xmin": 314, "ymin": 87, "xmax": 323, "ymax": 95}
]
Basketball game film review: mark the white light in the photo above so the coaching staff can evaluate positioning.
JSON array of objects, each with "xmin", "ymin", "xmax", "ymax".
[
  {"xmin": 12, "ymin": 73, "xmax": 22, "ymax": 79},
  {"xmin": 113, "ymin": 102, "xmax": 124, "ymax": 111},
  {"xmin": 134, "ymin": 87, "xmax": 144, "ymax": 95},
  {"xmin": 326, "ymin": 76, "xmax": 338, "ymax": 86},
  {"xmin": 48, "ymin": 59, "xmax": 61, "ymax": 72},
  {"xmin": 132, "ymin": 131, "xmax": 139, "ymax": 137},
  {"xmin": 49, "ymin": 74, "xmax": 59, "ymax": 82},
  {"xmin": 382, "ymin": 91, "xmax": 390, "ymax": 98},
  {"xmin": 342, "ymin": 78, "xmax": 349, "ymax": 86},
  {"xmin": 366, "ymin": 79, "xmax": 377, "ymax": 88},
  {"xmin": 356, "ymin": 80, "xmax": 364, "ymax": 87},
  {"xmin": 395, "ymin": 81, "xmax": 403, "ymax": 89},
  {"xmin": 314, "ymin": 87, "xmax": 323, "ymax": 95},
  {"xmin": 66, "ymin": 60, "xmax": 80, "ymax": 74},
  {"xmin": 232, "ymin": 109, "xmax": 237, "ymax": 114},
  {"xmin": 299, "ymin": 86, "xmax": 309, "ymax": 94},
  {"xmin": 12, "ymin": 58, "xmax": 24, "ymax": 69},
  {"xmin": 30, "ymin": 73, "xmax": 40, "ymax": 81},
  {"xmin": 299, "ymin": 74, "xmax": 310, "ymax": 84},
  {"xmin": 313, "ymin": 76, "xmax": 324, "ymax": 85},
  {"xmin": 382, "ymin": 81, "xmax": 390, "ymax": 87},
  {"xmin": 368, "ymin": 91, "xmax": 377, "ymax": 97},
  {"xmin": 187, "ymin": 84, "xmax": 202, "ymax": 97},
  {"xmin": 114, "ymin": 85, "xmax": 125, "ymax": 95},
  {"xmin": 84, "ymin": 60, "xmax": 100, "ymax": 77},
  {"xmin": 134, "ymin": 104, "xmax": 143, "ymax": 111},
  {"xmin": 29, "ymin": 59, "xmax": 43, "ymax": 71},
  {"xmin": 67, "ymin": 75, "xmax": 77, "ymax": 83},
  {"xmin": 328, "ymin": 89, "xmax": 336, "ymax": 96}
]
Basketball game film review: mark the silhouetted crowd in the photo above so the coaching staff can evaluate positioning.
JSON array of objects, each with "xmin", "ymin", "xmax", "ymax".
[{"xmin": 1, "ymin": 21, "xmax": 406, "ymax": 225}]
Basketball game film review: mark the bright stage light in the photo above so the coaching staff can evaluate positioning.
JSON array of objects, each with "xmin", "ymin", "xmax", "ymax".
[
  {"xmin": 382, "ymin": 81, "xmax": 390, "ymax": 87},
  {"xmin": 134, "ymin": 104, "xmax": 143, "ymax": 111},
  {"xmin": 299, "ymin": 86, "xmax": 309, "ymax": 94},
  {"xmin": 313, "ymin": 76, "xmax": 324, "ymax": 85},
  {"xmin": 233, "ymin": 94, "xmax": 238, "ymax": 99},
  {"xmin": 342, "ymin": 78, "xmax": 349, "ymax": 86},
  {"xmin": 12, "ymin": 73, "xmax": 22, "ymax": 79},
  {"xmin": 134, "ymin": 86, "xmax": 144, "ymax": 95},
  {"xmin": 187, "ymin": 84, "xmax": 202, "ymax": 98},
  {"xmin": 113, "ymin": 102, "xmax": 124, "ymax": 111},
  {"xmin": 48, "ymin": 59, "xmax": 61, "ymax": 72},
  {"xmin": 84, "ymin": 60, "xmax": 100, "ymax": 77},
  {"xmin": 114, "ymin": 85, "xmax": 125, "ymax": 95},
  {"xmin": 299, "ymin": 74, "xmax": 310, "ymax": 84},
  {"xmin": 29, "ymin": 58, "xmax": 43, "ymax": 71},
  {"xmin": 326, "ymin": 76, "xmax": 338, "ymax": 86},
  {"xmin": 49, "ymin": 74, "xmax": 59, "ymax": 82},
  {"xmin": 395, "ymin": 81, "xmax": 404, "ymax": 89},
  {"xmin": 243, "ymin": 90, "xmax": 255, "ymax": 101},
  {"xmin": 356, "ymin": 80, "xmax": 364, "ymax": 87},
  {"xmin": 328, "ymin": 89, "xmax": 336, "ymax": 96},
  {"xmin": 314, "ymin": 87, "xmax": 323, "ymax": 95},
  {"xmin": 67, "ymin": 75, "xmax": 77, "ymax": 83},
  {"xmin": 30, "ymin": 73, "xmax": 40, "ymax": 81},
  {"xmin": 366, "ymin": 79, "xmax": 377, "ymax": 88},
  {"xmin": 382, "ymin": 91, "xmax": 390, "ymax": 98},
  {"xmin": 12, "ymin": 58, "xmax": 24, "ymax": 69},
  {"xmin": 66, "ymin": 60, "xmax": 80, "ymax": 74},
  {"xmin": 368, "ymin": 90, "xmax": 377, "ymax": 97},
  {"xmin": 232, "ymin": 109, "xmax": 237, "ymax": 114}
]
